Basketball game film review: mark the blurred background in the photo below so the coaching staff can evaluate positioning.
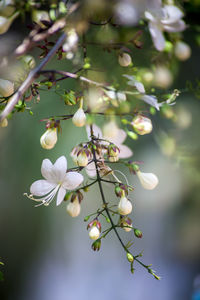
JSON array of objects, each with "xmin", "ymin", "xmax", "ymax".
[{"xmin": 0, "ymin": 1, "xmax": 200, "ymax": 299}]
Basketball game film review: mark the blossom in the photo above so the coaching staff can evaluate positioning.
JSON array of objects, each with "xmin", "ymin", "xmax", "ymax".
[
  {"xmin": 137, "ymin": 170, "xmax": 158, "ymax": 190},
  {"xmin": 118, "ymin": 196, "xmax": 132, "ymax": 215},
  {"xmin": 40, "ymin": 128, "xmax": 58, "ymax": 150},
  {"xmin": 72, "ymin": 108, "xmax": 86, "ymax": 127},
  {"xmin": 66, "ymin": 196, "xmax": 81, "ymax": 217},
  {"xmin": 118, "ymin": 53, "xmax": 132, "ymax": 67},
  {"xmin": 145, "ymin": 5, "xmax": 186, "ymax": 51},
  {"xmin": 174, "ymin": 41, "xmax": 191, "ymax": 61},
  {"xmin": 26, "ymin": 156, "xmax": 84, "ymax": 206}
]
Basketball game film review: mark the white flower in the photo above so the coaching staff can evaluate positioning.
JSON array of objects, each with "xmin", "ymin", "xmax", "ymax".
[
  {"xmin": 89, "ymin": 226, "xmax": 100, "ymax": 240},
  {"xmin": 137, "ymin": 170, "xmax": 159, "ymax": 190},
  {"xmin": 0, "ymin": 78, "xmax": 14, "ymax": 97},
  {"xmin": 118, "ymin": 196, "xmax": 132, "ymax": 215},
  {"xmin": 118, "ymin": 53, "xmax": 132, "ymax": 67},
  {"xmin": 145, "ymin": 5, "xmax": 186, "ymax": 51},
  {"xmin": 174, "ymin": 41, "xmax": 191, "ymax": 61},
  {"xmin": 132, "ymin": 115, "xmax": 153, "ymax": 135},
  {"xmin": 66, "ymin": 196, "xmax": 81, "ymax": 217},
  {"xmin": 27, "ymin": 156, "xmax": 84, "ymax": 206},
  {"xmin": 40, "ymin": 128, "xmax": 58, "ymax": 150},
  {"xmin": 72, "ymin": 108, "xmax": 86, "ymax": 127},
  {"xmin": 0, "ymin": 11, "xmax": 19, "ymax": 34},
  {"xmin": 123, "ymin": 74, "xmax": 145, "ymax": 94}
]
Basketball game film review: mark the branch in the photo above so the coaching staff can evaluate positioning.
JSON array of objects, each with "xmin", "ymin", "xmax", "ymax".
[{"xmin": 0, "ymin": 33, "xmax": 66, "ymax": 122}]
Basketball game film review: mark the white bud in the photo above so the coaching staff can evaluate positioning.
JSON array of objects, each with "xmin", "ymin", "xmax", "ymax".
[
  {"xmin": 0, "ymin": 11, "xmax": 19, "ymax": 35},
  {"xmin": 118, "ymin": 196, "xmax": 132, "ymax": 215},
  {"xmin": 0, "ymin": 78, "xmax": 14, "ymax": 97},
  {"xmin": 132, "ymin": 115, "xmax": 152, "ymax": 135},
  {"xmin": 0, "ymin": 118, "xmax": 8, "ymax": 127},
  {"xmin": 103, "ymin": 120, "xmax": 118, "ymax": 139},
  {"xmin": 118, "ymin": 53, "xmax": 132, "ymax": 67},
  {"xmin": 77, "ymin": 152, "xmax": 88, "ymax": 167},
  {"xmin": 66, "ymin": 198, "xmax": 81, "ymax": 217},
  {"xmin": 153, "ymin": 67, "xmax": 173, "ymax": 89},
  {"xmin": 174, "ymin": 41, "xmax": 191, "ymax": 61},
  {"xmin": 0, "ymin": 0, "xmax": 15, "ymax": 17},
  {"xmin": 108, "ymin": 147, "xmax": 120, "ymax": 162},
  {"xmin": 89, "ymin": 226, "xmax": 100, "ymax": 240},
  {"xmin": 40, "ymin": 128, "xmax": 57, "ymax": 150},
  {"xmin": 72, "ymin": 108, "xmax": 86, "ymax": 127},
  {"xmin": 137, "ymin": 171, "xmax": 159, "ymax": 190}
]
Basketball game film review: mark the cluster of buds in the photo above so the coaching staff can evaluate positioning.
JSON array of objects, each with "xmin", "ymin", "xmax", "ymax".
[
  {"xmin": 119, "ymin": 216, "xmax": 133, "ymax": 232},
  {"xmin": 70, "ymin": 145, "xmax": 92, "ymax": 167},
  {"xmin": 107, "ymin": 143, "xmax": 120, "ymax": 162},
  {"xmin": 40, "ymin": 120, "xmax": 60, "ymax": 150},
  {"xmin": 87, "ymin": 219, "xmax": 101, "ymax": 241},
  {"xmin": 66, "ymin": 191, "xmax": 83, "ymax": 217},
  {"xmin": 131, "ymin": 115, "xmax": 153, "ymax": 135}
]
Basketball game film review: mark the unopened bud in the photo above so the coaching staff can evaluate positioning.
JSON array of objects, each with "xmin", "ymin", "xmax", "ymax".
[
  {"xmin": 40, "ymin": 128, "xmax": 57, "ymax": 150},
  {"xmin": 91, "ymin": 239, "xmax": 101, "ymax": 251},
  {"xmin": 134, "ymin": 228, "xmax": 143, "ymax": 238},
  {"xmin": 174, "ymin": 41, "xmax": 191, "ymax": 61},
  {"xmin": 127, "ymin": 252, "xmax": 134, "ymax": 263},
  {"xmin": 118, "ymin": 53, "xmax": 132, "ymax": 67},
  {"xmin": 0, "ymin": 78, "xmax": 14, "ymax": 97},
  {"xmin": 132, "ymin": 115, "xmax": 152, "ymax": 135},
  {"xmin": 118, "ymin": 196, "xmax": 132, "ymax": 215},
  {"xmin": 66, "ymin": 197, "xmax": 81, "ymax": 217},
  {"xmin": 77, "ymin": 151, "xmax": 88, "ymax": 167},
  {"xmin": 72, "ymin": 108, "xmax": 86, "ymax": 127},
  {"xmin": 153, "ymin": 66, "xmax": 173, "ymax": 89},
  {"xmin": 137, "ymin": 170, "xmax": 159, "ymax": 190},
  {"xmin": 89, "ymin": 226, "xmax": 100, "ymax": 240}
]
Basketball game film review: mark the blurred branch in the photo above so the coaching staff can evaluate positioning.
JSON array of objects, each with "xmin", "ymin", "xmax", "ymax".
[{"xmin": 0, "ymin": 33, "xmax": 66, "ymax": 122}]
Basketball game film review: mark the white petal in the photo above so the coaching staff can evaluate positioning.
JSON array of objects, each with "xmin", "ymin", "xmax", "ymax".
[
  {"xmin": 56, "ymin": 186, "xmax": 66, "ymax": 206},
  {"xmin": 118, "ymin": 144, "xmax": 133, "ymax": 159},
  {"xmin": 62, "ymin": 172, "xmax": 83, "ymax": 190},
  {"xmin": 137, "ymin": 171, "xmax": 159, "ymax": 190},
  {"xmin": 109, "ymin": 129, "xmax": 127, "ymax": 145},
  {"xmin": 162, "ymin": 5, "xmax": 183, "ymax": 24},
  {"xmin": 135, "ymin": 81, "xmax": 145, "ymax": 94},
  {"xmin": 30, "ymin": 180, "xmax": 56, "ymax": 196},
  {"xmin": 139, "ymin": 94, "xmax": 160, "ymax": 110},
  {"xmin": 163, "ymin": 20, "xmax": 186, "ymax": 32},
  {"xmin": 51, "ymin": 156, "xmax": 67, "ymax": 181},
  {"xmin": 144, "ymin": 11, "xmax": 156, "ymax": 22},
  {"xmin": 149, "ymin": 22, "xmax": 165, "ymax": 51},
  {"xmin": 41, "ymin": 159, "xmax": 53, "ymax": 181},
  {"xmin": 85, "ymin": 162, "xmax": 97, "ymax": 177},
  {"xmin": 86, "ymin": 124, "xmax": 103, "ymax": 140}
]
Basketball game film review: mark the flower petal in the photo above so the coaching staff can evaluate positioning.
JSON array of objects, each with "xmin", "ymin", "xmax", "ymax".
[
  {"xmin": 139, "ymin": 94, "xmax": 160, "ymax": 110},
  {"xmin": 163, "ymin": 20, "xmax": 186, "ymax": 32},
  {"xmin": 51, "ymin": 156, "xmax": 67, "ymax": 181},
  {"xmin": 41, "ymin": 159, "xmax": 53, "ymax": 181},
  {"xmin": 85, "ymin": 162, "xmax": 97, "ymax": 177},
  {"xmin": 30, "ymin": 180, "xmax": 56, "ymax": 196},
  {"xmin": 118, "ymin": 144, "xmax": 133, "ymax": 159},
  {"xmin": 62, "ymin": 172, "xmax": 83, "ymax": 190},
  {"xmin": 149, "ymin": 22, "xmax": 165, "ymax": 51},
  {"xmin": 162, "ymin": 5, "xmax": 183, "ymax": 24},
  {"xmin": 56, "ymin": 186, "xmax": 66, "ymax": 206},
  {"xmin": 109, "ymin": 129, "xmax": 127, "ymax": 145}
]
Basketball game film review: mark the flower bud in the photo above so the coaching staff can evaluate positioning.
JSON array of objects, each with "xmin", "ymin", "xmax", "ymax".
[
  {"xmin": 0, "ymin": 118, "xmax": 8, "ymax": 127},
  {"xmin": 132, "ymin": 115, "xmax": 152, "ymax": 135},
  {"xmin": 137, "ymin": 170, "xmax": 159, "ymax": 190},
  {"xmin": 89, "ymin": 226, "xmax": 100, "ymax": 240},
  {"xmin": 153, "ymin": 67, "xmax": 173, "ymax": 89},
  {"xmin": 174, "ymin": 41, "xmax": 191, "ymax": 61},
  {"xmin": 22, "ymin": 55, "xmax": 36, "ymax": 69},
  {"xmin": 126, "ymin": 253, "xmax": 134, "ymax": 263},
  {"xmin": 118, "ymin": 196, "xmax": 132, "ymax": 215},
  {"xmin": 91, "ymin": 239, "xmax": 101, "ymax": 251},
  {"xmin": 0, "ymin": 0, "xmax": 15, "ymax": 17},
  {"xmin": 66, "ymin": 197, "xmax": 81, "ymax": 217},
  {"xmin": 108, "ymin": 144, "xmax": 120, "ymax": 162},
  {"xmin": 134, "ymin": 228, "xmax": 143, "ymax": 238},
  {"xmin": 0, "ymin": 78, "xmax": 14, "ymax": 97},
  {"xmin": 0, "ymin": 11, "xmax": 19, "ymax": 35},
  {"xmin": 77, "ymin": 151, "xmax": 88, "ymax": 167},
  {"xmin": 118, "ymin": 53, "xmax": 132, "ymax": 67},
  {"xmin": 40, "ymin": 128, "xmax": 57, "ymax": 150},
  {"xmin": 32, "ymin": 10, "xmax": 50, "ymax": 27},
  {"xmin": 119, "ymin": 216, "xmax": 132, "ymax": 232},
  {"xmin": 72, "ymin": 108, "xmax": 86, "ymax": 127}
]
